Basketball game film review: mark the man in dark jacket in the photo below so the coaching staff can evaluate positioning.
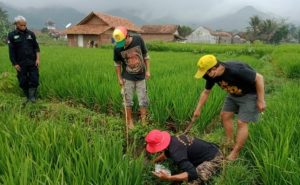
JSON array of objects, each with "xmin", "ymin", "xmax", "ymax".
[
  {"xmin": 146, "ymin": 129, "xmax": 224, "ymax": 184},
  {"xmin": 8, "ymin": 15, "xmax": 40, "ymax": 102}
]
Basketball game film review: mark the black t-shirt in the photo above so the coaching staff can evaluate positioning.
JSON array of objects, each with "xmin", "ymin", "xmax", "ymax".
[
  {"xmin": 204, "ymin": 61, "xmax": 257, "ymax": 96},
  {"xmin": 165, "ymin": 135, "xmax": 219, "ymax": 181},
  {"xmin": 8, "ymin": 29, "xmax": 40, "ymax": 66},
  {"xmin": 113, "ymin": 35, "xmax": 148, "ymax": 81}
]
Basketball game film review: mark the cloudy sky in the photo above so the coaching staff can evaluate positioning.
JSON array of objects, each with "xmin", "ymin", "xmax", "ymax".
[{"xmin": 1, "ymin": 0, "xmax": 298, "ymax": 23}]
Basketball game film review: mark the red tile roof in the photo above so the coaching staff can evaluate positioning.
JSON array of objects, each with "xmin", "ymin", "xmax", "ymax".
[
  {"xmin": 65, "ymin": 11, "xmax": 142, "ymax": 34},
  {"xmin": 141, "ymin": 25, "xmax": 178, "ymax": 34}
]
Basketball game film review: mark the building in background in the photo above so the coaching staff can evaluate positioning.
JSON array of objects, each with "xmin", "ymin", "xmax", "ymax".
[{"xmin": 64, "ymin": 12, "xmax": 141, "ymax": 47}]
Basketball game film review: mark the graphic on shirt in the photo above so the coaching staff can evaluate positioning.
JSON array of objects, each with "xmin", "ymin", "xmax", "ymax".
[
  {"xmin": 121, "ymin": 46, "xmax": 145, "ymax": 74},
  {"xmin": 218, "ymin": 80, "xmax": 242, "ymax": 95}
]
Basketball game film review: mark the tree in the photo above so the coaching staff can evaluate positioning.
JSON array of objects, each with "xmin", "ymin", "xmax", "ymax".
[
  {"xmin": 178, "ymin": 25, "xmax": 193, "ymax": 38},
  {"xmin": 270, "ymin": 25, "xmax": 289, "ymax": 44},
  {"xmin": 246, "ymin": 15, "xmax": 261, "ymax": 42},
  {"xmin": 259, "ymin": 19, "xmax": 278, "ymax": 42},
  {"xmin": 0, "ymin": 7, "xmax": 11, "ymax": 44}
]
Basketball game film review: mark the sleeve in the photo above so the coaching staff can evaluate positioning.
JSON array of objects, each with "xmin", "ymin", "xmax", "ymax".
[
  {"xmin": 204, "ymin": 77, "xmax": 215, "ymax": 90},
  {"xmin": 31, "ymin": 32, "xmax": 40, "ymax": 53},
  {"xmin": 113, "ymin": 48, "xmax": 122, "ymax": 65},
  {"xmin": 7, "ymin": 33, "xmax": 17, "ymax": 65},
  {"xmin": 139, "ymin": 36, "xmax": 149, "ymax": 60},
  {"xmin": 178, "ymin": 160, "xmax": 198, "ymax": 181}
]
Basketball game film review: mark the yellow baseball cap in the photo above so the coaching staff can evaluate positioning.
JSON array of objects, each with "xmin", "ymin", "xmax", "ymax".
[
  {"xmin": 112, "ymin": 26, "xmax": 128, "ymax": 48},
  {"xmin": 194, "ymin": 55, "xmax": 217, "ymax": 79}
]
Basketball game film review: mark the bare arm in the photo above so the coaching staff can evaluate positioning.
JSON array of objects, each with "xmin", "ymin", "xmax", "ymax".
[
  {"xmin": 255, "ymin": 73, "xmax": 266, "ymax": 112},
  {"xmin": 152, "ymin": 153, "xmax": 167, "ymax": 163},
  {"xmin": 193, "ymin": 89, "xmax": 211, "ymax": 118},
  {"xmin": 152, "ymin": 171, "xmax": 188, "ymax": 182},
  {"xmin": 36, "ymin": 52, "xmax": 40, "ymax": 67},
  {"xmin": 115, "ymin": 65, "xmax": 123, "ymax": 86},
  {"xmin": 144, "ymin": 58, "xmax": 150, "ymax": 80}
]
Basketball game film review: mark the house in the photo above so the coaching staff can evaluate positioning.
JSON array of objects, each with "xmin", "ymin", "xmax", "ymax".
[
  {"xmin": 232, "ymin": 34, "xmax": 247, "ymax": 44},
  {"xmin": 186, "ymin": 26, "xmax": 234, "ymax": 44},
  {"xmin": 185, "ymin": 26, "xmax": 217, "ymax": 44},
  {"xmin": 64, "ymin": 12, "xmax": 142, "ymax": 47},
  {"xmin": 212, "ymin": 32, "xmax": 232, "ymax": 44},
  {"xmin": 141, "ymin": 25, "xmax": 182, "ymax": 42}
]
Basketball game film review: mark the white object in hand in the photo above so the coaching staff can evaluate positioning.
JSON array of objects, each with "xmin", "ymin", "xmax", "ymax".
[{"xmin": 155, "ymin": 164, "xmax": 171, "ymax": 176}]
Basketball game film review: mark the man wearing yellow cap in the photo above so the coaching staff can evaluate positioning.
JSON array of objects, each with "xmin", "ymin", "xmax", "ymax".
[
  {"xmin": 193, "ymin": 55, "xmax": 266, "ymax": 160},
  {"xmin": 112, "ymin": 26, "xmax": 150, "ymax": 129}
]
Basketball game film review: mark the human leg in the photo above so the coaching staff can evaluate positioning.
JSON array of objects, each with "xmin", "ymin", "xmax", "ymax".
[
  {"xmin": 17, "ymin": 66, "xmax": 29, "ymax": 98},
  {"xmin": 227, "ymin": 120, "xmax": 248, "ymax": 161},
  {"xmin": 189, "ymin": 152, "xmax": 224, "ymax": 184},
  {"xmin": 136, "ymin": 80, "xmax": 149, "ymax": 124},
  {"xmin": 28, "ymin": 65, "xmax": 39, "ymax": 102},
  {"xmin": 226, "ymin": 94, "xmax": 259, "ymax": 160},
  {"xmin": 124, "ymin": 79, "xmax": 135, "ymax": 129}
]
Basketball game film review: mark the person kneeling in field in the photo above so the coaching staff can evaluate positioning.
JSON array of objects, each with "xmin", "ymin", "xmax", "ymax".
[{"xmin": 146, "ymin": 129, "xmax": 224, "ymax": 184}]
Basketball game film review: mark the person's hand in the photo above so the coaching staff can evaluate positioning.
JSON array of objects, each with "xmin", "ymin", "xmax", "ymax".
[
  {"xmin": 257, "ymin": 99, "xmax": 266, "ymax": 112},
  {"xmin": 35, "ymin": 59, "xmax": 40, "ymax": 68},
  {"xmin": 14, "ymin": 64, "xmax": 21, "ymax": 72},
  {"xmin": 193, "ymin": 108, "xmax": 201, "ymax": 118},
  {"xmin": 145, "ymin": 71, "xmax": 150, "ymax": 80},
  {"xmin": 152, "ymin": 170, "xmax": 170, "ymax": 181},
  {"xmin": 118, "ymin": 78, "xmax": 125, "ymax": 87}
]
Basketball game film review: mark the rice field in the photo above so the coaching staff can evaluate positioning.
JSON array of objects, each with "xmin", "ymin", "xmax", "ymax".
[{"xmin": 0, "ymin": 43, "xmax": 300, "ymax": 185}]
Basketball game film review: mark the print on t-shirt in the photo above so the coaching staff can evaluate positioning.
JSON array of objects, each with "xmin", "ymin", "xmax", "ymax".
[
  {"xmin": 218, "ymin": 80, "xmax": 242, "ymax": 95},
  {"xmin": 121, "ymin": 46, "xmax": 145, "ymax": 74}
]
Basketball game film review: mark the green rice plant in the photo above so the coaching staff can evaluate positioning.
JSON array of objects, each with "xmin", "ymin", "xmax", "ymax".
[
  {"xmin": 246, "ymin": 81, "xmax": 300, "ymax": 185},
  {"xmin": 0, "ymin": 92, "xmax": 145, "ymax": 185}
]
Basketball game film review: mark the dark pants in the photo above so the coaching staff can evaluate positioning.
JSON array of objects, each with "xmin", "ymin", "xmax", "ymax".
[{"xmin": 17, "ymin": 64, "xmax": 39, "ymax": 93}]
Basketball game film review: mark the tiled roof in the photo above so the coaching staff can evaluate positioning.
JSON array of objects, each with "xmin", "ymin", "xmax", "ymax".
[
  {"xmin": 141, "ymin": 25, "xmax": 178, "ymax": 34},
  {"xmin": 64, "ymin": 25, "xmax": 110, "ymax": 34},
  {"xmin": 65, "ymin": 11, "xmax": 142, "ymax": 34}
]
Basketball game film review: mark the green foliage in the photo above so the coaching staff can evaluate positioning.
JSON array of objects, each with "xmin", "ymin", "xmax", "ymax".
[
  {"xmin": 178, "ymin": 25, "xmax": 193, "ymax": 38},
  {"xmin": 272, "ymin": 45, "xmax": 300, "ymax": 78},
  {"xmin": 1, "ymin": 43, "xmax": 300, "ymax": 184},
  {"xmin": 246, "ymin": 16, "xmax": 289, "ymax": 44},
  {"xmin": 36, "ymin": 33, "xmax": 67, "ymax": 46},
  {"xmin": 0, "ymin": 91, "xmax": 144, "ymax": 185},
  {"xmin": 0, "ymin": 7, "xmax": 12, "ymax": 45},
  {"xmin": 246, "ymin": 81, "xmax": 300, "ymax": 185}
]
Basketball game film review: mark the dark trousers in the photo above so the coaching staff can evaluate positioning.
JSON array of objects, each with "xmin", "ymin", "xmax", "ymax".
[{"xmin": 17, "ymin": 64, "xmax": 39, "ymax": 92}]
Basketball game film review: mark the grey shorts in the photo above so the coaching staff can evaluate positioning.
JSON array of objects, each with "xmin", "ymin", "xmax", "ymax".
[
  {"xmin": 222, "ymin": 94, "xmax": 259, "ymax": 122},
  {"xmin": 123, "ymin": 79, "xmax": 149, "ymax": 107}
]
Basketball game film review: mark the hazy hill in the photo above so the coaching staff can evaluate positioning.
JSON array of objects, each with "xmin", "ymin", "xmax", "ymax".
[
  {"xmin": 0, "ymin": 2, "xmax": 290, "ymax": 31},
  {"xmin": 0, "ymin": 2, "xmax": 85, "ymax": 29},
  {"xmin": 202, "ymin": 6, "xmax": 276, "ymax": 31}
]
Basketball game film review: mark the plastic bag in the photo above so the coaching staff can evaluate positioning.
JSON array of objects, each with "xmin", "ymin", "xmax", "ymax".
[{"xmin": 154, "ymin": 164, "xmax": 171, "ymax": 176}]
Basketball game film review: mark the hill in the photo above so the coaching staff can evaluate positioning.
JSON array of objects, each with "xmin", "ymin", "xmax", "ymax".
[
  {"xmin": 0, "ymin": 2, "xmax": 85, "ymax": 29},
  {"xmin": 202, "ymin": 6, "xmax": 277, "ymax": 31}
]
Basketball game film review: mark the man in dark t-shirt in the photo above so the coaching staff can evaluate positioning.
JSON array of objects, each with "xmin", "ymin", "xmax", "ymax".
[
  {"xmin": 146, "ymin": 129, "xmax": 224, "ymax": 184},
  {"xmin": 112, "ymin": 26, "xmax": 150, "ymax": 129},
  {"xmin": 192, "ymin": 55, "xmax": 266, "ymax": 160}
]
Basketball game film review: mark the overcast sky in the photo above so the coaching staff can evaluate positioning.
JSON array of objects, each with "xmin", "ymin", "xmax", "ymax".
[{"xmin": 1, "ymin": 0, "xmax": 298, "ymax": 22}]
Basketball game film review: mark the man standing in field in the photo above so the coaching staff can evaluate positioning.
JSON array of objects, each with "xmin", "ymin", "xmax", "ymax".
[
  {"xmin": 112, "ymin": 26, "xmax": 150, "ymax": 129},
  {"xmin": 192, "ymin": 55, "xmax": 265, "ymax": 160},
  {"xmin": 8, "ymin": 15, "xmax": 40, "ymax": 103}
]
